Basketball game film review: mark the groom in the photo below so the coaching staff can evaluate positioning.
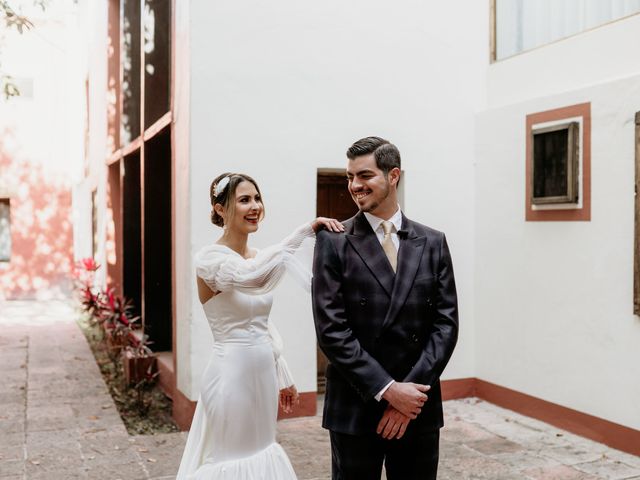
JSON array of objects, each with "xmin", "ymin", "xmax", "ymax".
[{"xmin": 312, "ymin": 137, "xmax": 459, "ymax": 479}]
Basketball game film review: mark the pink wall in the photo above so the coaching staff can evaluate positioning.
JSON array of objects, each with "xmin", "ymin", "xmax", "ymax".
[{"xmin": 0, "ymin": 130, "xmax": 74, "ymax": 300}]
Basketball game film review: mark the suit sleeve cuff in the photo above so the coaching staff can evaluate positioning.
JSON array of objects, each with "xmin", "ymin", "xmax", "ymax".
[{"xmin": 374, "ymin": 380, "xmax": 395, "ymax": 402}]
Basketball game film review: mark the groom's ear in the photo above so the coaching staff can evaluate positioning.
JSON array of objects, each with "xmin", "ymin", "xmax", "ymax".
[{"xmin": 389, "ymin": 167, "xmax": 401, "ymax": 187}]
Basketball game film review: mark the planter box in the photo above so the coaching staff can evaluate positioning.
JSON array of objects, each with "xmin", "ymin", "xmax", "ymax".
[
  {"xmin": 122, "ymin": 350, "xmax": 157, "ymax": 385},
  {"xmin": 104, "ymin": 325, "xmax": 126, "ymax": 344}
]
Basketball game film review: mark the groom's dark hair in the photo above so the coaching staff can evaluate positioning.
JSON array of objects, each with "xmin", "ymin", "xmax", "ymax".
[{"xmin": 346, "ymin": 136, "xmax": 401, "ymax": 176}]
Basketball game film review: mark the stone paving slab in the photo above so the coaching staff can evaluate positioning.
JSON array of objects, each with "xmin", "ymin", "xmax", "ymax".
[{"xmin": 1, "ymin": 300, "xmax": 639, "ymax": 479}]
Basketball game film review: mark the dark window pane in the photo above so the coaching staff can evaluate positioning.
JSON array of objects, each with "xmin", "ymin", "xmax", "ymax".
[
  {"xmin": 143, "ymin": 130, "xmax": 172, "ymax": 350},
  {"xmin": 0, "ymin": 199, "xmax": 11, "ymax": 261},
  {"xmin": 122, "ymin": 0, "xmax": 141, "ymax": 145},
  {"xmin": 144, "ymin": 0, "xmax": 171, "ymax": 128},
  {"xmin": 533, "ymin": 129, "xmax": 569, "ymax": 199},
  {"xmin": 123, "ymin": 152, "xmax": 142, "ymax": 319}
]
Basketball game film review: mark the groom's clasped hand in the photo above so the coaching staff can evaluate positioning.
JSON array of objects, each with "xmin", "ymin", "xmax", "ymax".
[{"xmin": 377, "ymin": 382, "xmax": 431, "ymax": 440}]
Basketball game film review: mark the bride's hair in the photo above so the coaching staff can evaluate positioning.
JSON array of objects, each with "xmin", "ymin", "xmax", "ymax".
[{"xmin": 210, "ymin": 173, "xmax": 265, "ymax": 227}]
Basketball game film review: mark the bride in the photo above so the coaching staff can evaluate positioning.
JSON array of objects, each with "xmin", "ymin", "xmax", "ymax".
[{"xmin": 176, "ymin": 172, "xmax": 344, "ymax": 479}]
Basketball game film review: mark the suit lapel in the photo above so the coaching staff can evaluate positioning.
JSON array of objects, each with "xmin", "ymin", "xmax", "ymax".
[
  {"xmin": 382, "ymin": 215, "xmax": 427, "ymax": 330},
  {"xmin": 345, "ymin": 212, "xmax": 395, "ymax": 296}
]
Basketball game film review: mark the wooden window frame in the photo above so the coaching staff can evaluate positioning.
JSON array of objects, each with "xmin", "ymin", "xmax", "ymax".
[
  {"xmin": 103, "ymin": 0, "xmax": 175, "ymax": 347},
  {"xmin": 531, "ymin": 121, "xmax": 579, "ymax": 205},
  {"xmin": 525, "ymin": 103, "xmax": 591, "ymax": 222},
  {"xmin": 489, "ymin": 0, "xmax": 496, "ymax": 63},
  {"xmin": 108, "ymin": 0, "xmax": 173, "ymax": 165}
]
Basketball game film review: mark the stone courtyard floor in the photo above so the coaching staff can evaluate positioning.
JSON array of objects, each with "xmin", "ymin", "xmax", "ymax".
[{"xmin": 1, "ymin": 300, "xmax": 639, "ymax": 480}]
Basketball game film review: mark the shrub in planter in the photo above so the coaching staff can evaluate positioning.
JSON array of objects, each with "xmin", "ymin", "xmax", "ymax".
[
  {"xmin": 74, "ymin": 258, "xmax": 102, "ymax": 324},
  {"xmin": 126, "ymin": 335, "xmax": 160, "ymax": 414},
  {"xmin": 99, "ymin": 288, "xmax": 141, "ymax": 366},
  {"xmin": 73, "ymin": 258, "xmax": 172, "ymax": 423},
  {"xmin": 122, "ymin": 350, "xmax": 157, "ymax": 385},
  {"xmin": 122, "ymin": 333, "xmax": 157, "ymax": 385}
]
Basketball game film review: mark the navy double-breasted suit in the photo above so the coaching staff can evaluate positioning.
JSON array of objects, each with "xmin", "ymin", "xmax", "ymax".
[{"xmin": 312, "ymin": 211, "xmax": 459, "ymax": 436}]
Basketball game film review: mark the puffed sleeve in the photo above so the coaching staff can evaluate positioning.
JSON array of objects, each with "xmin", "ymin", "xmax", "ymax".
[
  {"xmin": 195, "ymin": 223, "xmax": 315, "ymax": 295},
  {"xmin": 267, "ymin": 320, "xmax": 295, "ymax": 389}
]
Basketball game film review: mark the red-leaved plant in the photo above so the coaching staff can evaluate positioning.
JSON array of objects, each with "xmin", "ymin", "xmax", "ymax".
[
  {"xmin": 74, "ymin": 258, "xmax": 145, "ymax": 365},
  {"xmin": 74, "ymin": 258, "xmax": 102, "ymax": 322},
  {"xmin": 99, "ymin": 287, "xmax": 141, "ymax": 364},
  {"xmin": 72, "ymin": 258, "xmax": 160, "ymax": 412}
]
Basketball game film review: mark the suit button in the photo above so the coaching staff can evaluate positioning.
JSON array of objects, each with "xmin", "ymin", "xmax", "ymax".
[
  {"xmin": 360, "ymin": 298, "xmax": 367, "ymax": 306},
  {"xmin": 411, "ymin": 334, "xmax": 419, "ymax": 343}
]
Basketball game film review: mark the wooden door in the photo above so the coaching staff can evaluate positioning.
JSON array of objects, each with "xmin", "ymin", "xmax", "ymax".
[{"xmin": 315, "ymin": 171, "xmax": 359, "ymax": 392}]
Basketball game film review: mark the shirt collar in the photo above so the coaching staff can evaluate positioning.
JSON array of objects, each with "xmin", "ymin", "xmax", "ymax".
[{"xmin": 363, "ymin": 206, "xmax": 403, "ymax": 234}]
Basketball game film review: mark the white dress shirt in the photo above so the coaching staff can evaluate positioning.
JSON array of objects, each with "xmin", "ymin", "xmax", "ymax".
[{"xmin": 363, "ymin": 207, "xmax": 403, "ymax": 401}]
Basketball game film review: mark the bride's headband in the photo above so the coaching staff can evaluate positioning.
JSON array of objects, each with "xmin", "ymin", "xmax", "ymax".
[{"xmin": 213, "ymin": 175, "xmax": 231, "ymax": 197}]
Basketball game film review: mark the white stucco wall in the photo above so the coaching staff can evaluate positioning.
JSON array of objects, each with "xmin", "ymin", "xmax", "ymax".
[
  {"xmin": 181, "ymin": 0, "xmax": 488, "ymax": 399},
  {"xmin": 0, "ymin": 0, "xmax": 84, "ymax": 181},
  {"xmin": 173, "ymin": 0, "xmax": 195, "ymax": 399},
  {"xmin": 476, "ymin": 71, "xmax": 640, "ymax": 430},
  {"xmin": 489, "ymin": 13, "xmax": 640, "ymax": 107}
]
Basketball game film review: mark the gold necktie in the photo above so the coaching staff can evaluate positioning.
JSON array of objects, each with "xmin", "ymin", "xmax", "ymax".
[{"xmin": 381, "ymin": 221, "xmax": 397, "ymax": 273}]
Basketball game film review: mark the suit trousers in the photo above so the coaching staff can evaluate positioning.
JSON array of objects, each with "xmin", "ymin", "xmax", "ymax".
[{"xmin": 329, "ymin": 428, "xmax": 439, "ymax": 480}]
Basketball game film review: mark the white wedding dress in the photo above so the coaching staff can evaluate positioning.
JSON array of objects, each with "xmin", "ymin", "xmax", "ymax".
[{"xmin": 176, "ymin": 224, "xmax": 314, "ymax": 480}]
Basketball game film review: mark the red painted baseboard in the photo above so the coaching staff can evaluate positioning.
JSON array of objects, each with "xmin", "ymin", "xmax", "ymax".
[
  {"xmin": 155, "ymin": 352, "xmax": 198, "ymax": 431},
  {"xmin": 173, "ymin": 385, "xmax": 197, "ymax": 431},
  {"xmin": 441, "ymin": 377, "xmax": 640, "ymax": 457},
  {"xmin": 441, "ymin": 377, "xmax": 476, "ymax": 400},
  {"xmin": 278, "ymin": 391, "xmax": 317, "ymax": 420},
  {"xmin": 156, "ymin": 351, "xmax": 174, "ymax": 399}
]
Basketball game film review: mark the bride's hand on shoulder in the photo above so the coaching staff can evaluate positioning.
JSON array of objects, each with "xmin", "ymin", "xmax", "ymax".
[
  {"xmin": 279, "ymin": 385, "xmax": 299, "ymax": 414},
  {"xmin": 311, "ymin": 217, "xmax": 345, "ymax": 233}
]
